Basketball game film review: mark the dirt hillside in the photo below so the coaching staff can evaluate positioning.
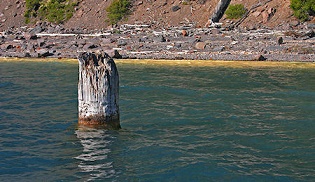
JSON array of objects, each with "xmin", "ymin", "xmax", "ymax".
[
  {"xmin": 0, "ymin": 0, "xmax": 26, "ymax": 31},
  {"xmin": 0, "ymin": 0, "xmax": 314, "ymax": 31}
]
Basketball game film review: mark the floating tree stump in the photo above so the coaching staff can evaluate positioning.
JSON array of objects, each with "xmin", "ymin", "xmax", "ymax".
[{"xmin": 78, "ymin": 51, "xmax": 120, "ymax": 129}]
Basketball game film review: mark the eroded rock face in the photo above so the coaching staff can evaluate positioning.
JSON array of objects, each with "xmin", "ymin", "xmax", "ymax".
[{"xmin": 78, "ymin": 51, "xmax": 120, "ymax": 129}]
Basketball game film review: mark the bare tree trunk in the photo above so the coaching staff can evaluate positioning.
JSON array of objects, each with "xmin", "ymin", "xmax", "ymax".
[
  {"xmin": 78, "ymin": 51, "xmax": 120, "ymax": 129},
  {"xmin": 211, "ymin": 0, "xmax": 231, "ymax": 23}
]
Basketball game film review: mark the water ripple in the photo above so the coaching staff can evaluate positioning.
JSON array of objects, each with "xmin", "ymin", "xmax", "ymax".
[{"xmin": 1, "ymin": 61, "xmax": 314, "ymax": 181}]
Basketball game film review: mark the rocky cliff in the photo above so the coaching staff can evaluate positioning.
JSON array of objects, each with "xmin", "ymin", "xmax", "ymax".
[{"xmin": 1, "ymin": 0, "xmax": 314, "ymax": 31}]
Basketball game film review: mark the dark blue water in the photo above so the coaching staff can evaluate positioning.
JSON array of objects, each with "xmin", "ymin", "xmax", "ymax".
[{"xmin": 0, "ymin": 60, "xmax": 314, "ymax": 181}]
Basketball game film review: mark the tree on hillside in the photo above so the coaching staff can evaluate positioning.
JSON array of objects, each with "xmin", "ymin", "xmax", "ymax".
[
  {"xmin": 106, "ymin": 0, "xmax": 131, "ymax": 25},
  {"xmin": 24, "ymin": 0, "xmax": 77, "ymax": 24},
  {"xmin": 290, "ymin": 0, "xmax": 315, "ymax": 21},
  {"xmin": 24, "ymin": 0, "xmax": 41, "ymax": 23}
]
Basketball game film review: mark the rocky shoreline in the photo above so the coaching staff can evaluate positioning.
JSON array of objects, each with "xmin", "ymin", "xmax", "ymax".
[{"xmin": 1, "ymin": 23, "xmax": 315, "ymax": 62}]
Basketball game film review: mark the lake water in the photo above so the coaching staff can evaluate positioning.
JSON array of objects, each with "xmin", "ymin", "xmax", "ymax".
[{"xmin": 0, "ymin": 59, "xmax": 314, "ymax": 181}]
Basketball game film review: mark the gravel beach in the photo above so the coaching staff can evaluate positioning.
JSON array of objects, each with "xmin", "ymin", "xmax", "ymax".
[{"xmin": 1, "ymin": 23, "xmax": 314, "ymax": 62}]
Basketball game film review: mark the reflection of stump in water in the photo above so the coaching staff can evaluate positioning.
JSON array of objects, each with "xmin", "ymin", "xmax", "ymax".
[
  {"xmin": 75, "ymin": 128, "xmax": 116, "ymax": 180},
  {"xmin": 78, "ymin": 51, "xmax": 120, "ymax": 129}
]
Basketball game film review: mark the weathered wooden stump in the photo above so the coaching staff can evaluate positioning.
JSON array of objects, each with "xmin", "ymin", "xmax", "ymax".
[{"xmin": 78, "ymin": 51, "xmax": 120, "ymax": 129}]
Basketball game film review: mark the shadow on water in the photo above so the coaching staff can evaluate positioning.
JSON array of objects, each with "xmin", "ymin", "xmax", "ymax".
[{"xmin": 74, "ymin": 126, "xmax": 119, "ymax": 181}]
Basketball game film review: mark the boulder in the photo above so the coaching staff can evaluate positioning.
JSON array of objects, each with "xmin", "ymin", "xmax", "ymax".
[
  {"xmin": 171, "ymin": 6, "xmax": 181, "ymax": 12},
  {"xmin": 83, "ymin": 43, "xmax": 99, "ymax": 49},
  {"xmin": 154, "ymin": 35, "xmax": 166, "ymax": 42},
  {"xmin": 24, "ymin": 32, "xmax": 38, "ymax": 40},
  {"xmin": 213, "ymin": 46, "xmax": 225, "ymax": 52},
  {"xmin": 268, "ymin": 7, "xmax": 276, "ymax": 15},
  {"xmin": 26, "ymin": 43, "xmax": 35, "ymax": 52},
  {"xmin": 117, "ymin": 39, "xmax": 127, "ymax": 46},
  {"xmin": 24, "ymin": 52, "xmax": 31, "ymax": 57},
  {"xmin": 277, "ymin": 37, "xmax": 284, "ymax": 45},
  {"xmin": 139, "ymin": 37, "xmax": 148, "ymax": 42},
  {"xmin": 210, "ymin": 28, "xmax": 221, "ymax": 35},
  {"xmin": 253, "ymin": 54, "xmax": 267, "ymax": 61},
  {"xmin": 37, "ymin": 38, "xmax": 46, "ymax": 47},
  {"xmin": 1, "ymin": 43, "xmax": 14, "ymax": 50},
  {"xmin": 262, "ymin": 11, "xmax": 269, "ymax": 23},
  {"xmin": 289, "ymin": 20, "xmax": 300, "ymax": 27},
  {"xmin": 231, "ymin": 41, "xmax": 238, "ymax": 45},
  {"xmin": 182, "ymin": 30, "xmax": 188, "ymax": 36},
  {"xmin": 29, "ymin": 26, "xmax": 44, "ymax": 34},
  {"xmin": 247, "ymin": 25, "xmax": 257, "ymax": 31},
  {"xmin": 307, "ymin": 23, "xmax": 315, "ymax": 29},
  {"xmin": 173, "ymin": 42, "xmax": 182, "ymax": 48},
  {"xmin": 195, "ymin": 42, "xmax": 206, "ymax": 50},
  {"xmin": 101, "ymin": 38, "xmax": 113, "ymax": 44},
  {"xmin": 110, "ymin": 49, "xmax": 122, "ymax": 59},
  {"xmin": 197, "ymin": 0, "xmax": 206, "ymax": 4},
  {"xmin": 304, "ymin": 30, "xmax": 315, "ymax": 38},
  {"xmin": 36, "ymin": 48, "xmax": 53, "ymax": 57},
  {"xmin": 252, "ymin": 11, "xmax": 261, "ymax": 17}
]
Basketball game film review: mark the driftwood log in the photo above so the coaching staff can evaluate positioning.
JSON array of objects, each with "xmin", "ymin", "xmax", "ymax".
[
  {"xmin": 78, "ymin": 51, "xmax": 120, "ymax": 129},
  {"xmin": 211, "ymin": 0, "xmax": 231, "ymax": 23}
]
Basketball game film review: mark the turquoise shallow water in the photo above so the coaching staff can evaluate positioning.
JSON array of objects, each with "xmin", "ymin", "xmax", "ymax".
[{"xmin": 0, "ymin": 60, "xmax": 314, "ymax": 181}]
